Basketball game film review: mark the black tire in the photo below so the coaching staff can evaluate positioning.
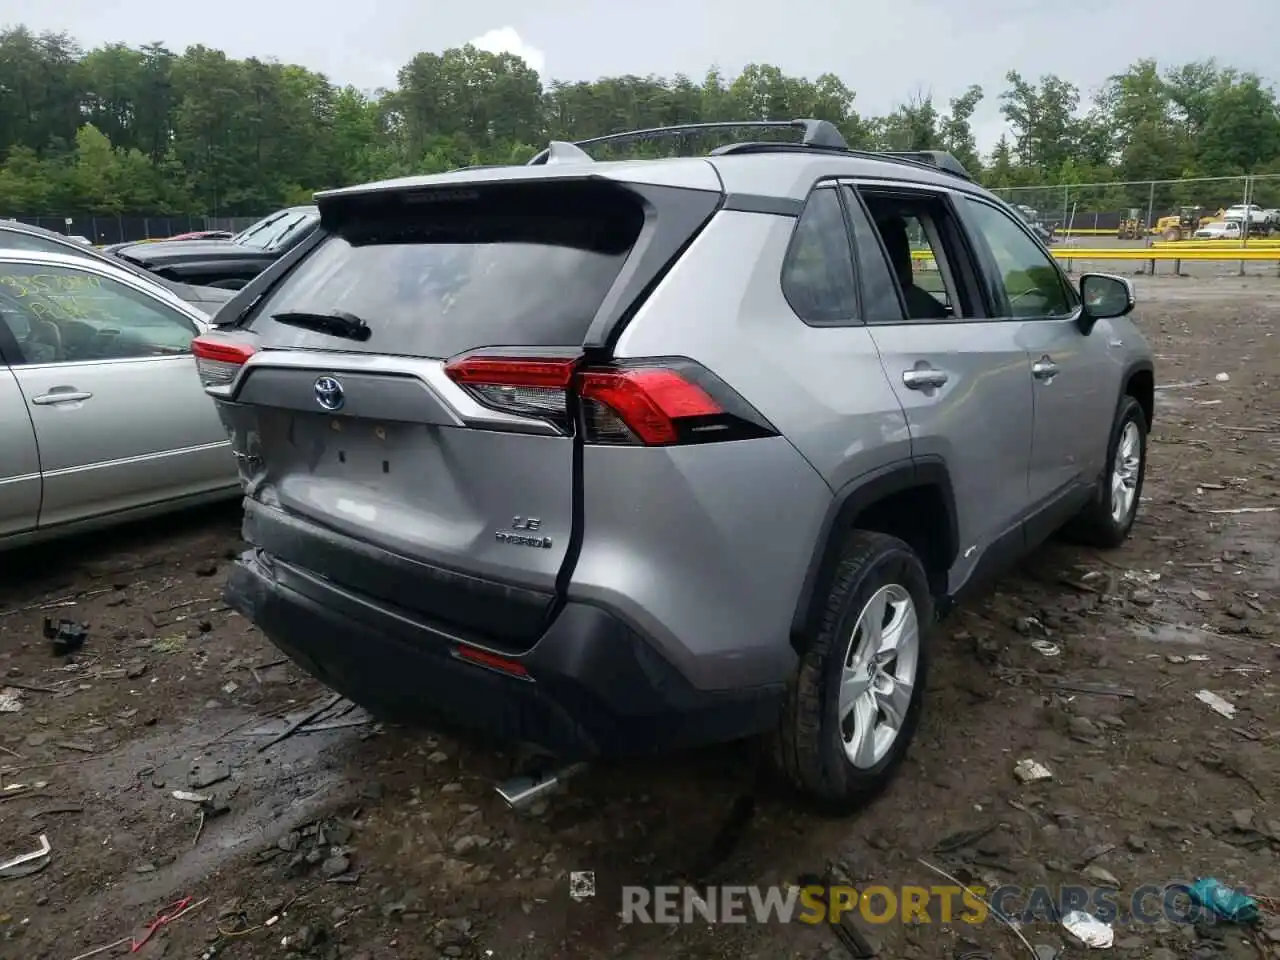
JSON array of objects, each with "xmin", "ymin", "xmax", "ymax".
[
  {"xmin": 771, "ymin": 530, "xmax": 933, "ymax": 814},
  {"xmin": 1063, "ymin": 395, "xmax": 1148, "ymax": 548}
]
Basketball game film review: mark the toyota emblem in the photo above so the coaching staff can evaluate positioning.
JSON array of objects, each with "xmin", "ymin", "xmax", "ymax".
[{"xmin": 314, "ymin": 376, "xmax": 345, "ymax": 411}]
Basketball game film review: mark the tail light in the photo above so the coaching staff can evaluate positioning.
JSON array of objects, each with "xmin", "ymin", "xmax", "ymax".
[
  {"xmin": 192, "ymin": 335, "xmax": 256, "ymax": 389},
  {"xmin": 444, "ymin": 354, "xmax": 776, "ymax": 446}
]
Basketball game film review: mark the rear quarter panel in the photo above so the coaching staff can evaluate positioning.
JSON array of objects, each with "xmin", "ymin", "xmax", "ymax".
[{"xmin": 570, "ymin": 209, "xmax": 912, "ymax": 692}]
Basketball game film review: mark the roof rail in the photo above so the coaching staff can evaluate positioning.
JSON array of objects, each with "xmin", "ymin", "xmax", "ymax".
[
  {"xmin": 708, "ymin": 141, "xmax": 973, "ymax": 181},
  {"xmin": 879, "ymin": 150, "xmax": 973, "ymax": 181},
  {"xmin": 526, "ymin": 119, "xmax": 849, "ymax": 165},
  {"xmin": 522, "ymin": 119, "xmax": 973, "ymax": 182}
]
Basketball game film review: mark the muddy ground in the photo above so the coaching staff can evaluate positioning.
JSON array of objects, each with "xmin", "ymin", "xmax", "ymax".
[{"xmin": 2, "ymin": 275, "xmax": 1278, "ymax": 960}]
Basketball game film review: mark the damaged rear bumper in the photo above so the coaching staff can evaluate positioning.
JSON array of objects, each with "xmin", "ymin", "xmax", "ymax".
[{"xmin": 225, "ymin": 549, "xmax": 784, "ymax": 760}]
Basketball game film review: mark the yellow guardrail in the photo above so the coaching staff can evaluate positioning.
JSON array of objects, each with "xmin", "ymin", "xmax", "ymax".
[
  {"xmin": 911, "ymin": 247, "xmax": 1280, "ymax": 262},
  {"xmin": 1051, "ymin": 247, "xmax": 1280, "ymax": 261},
  {"xmin": 1151, "ymin": 241, "xmax": 1280, "ymax": 249}
]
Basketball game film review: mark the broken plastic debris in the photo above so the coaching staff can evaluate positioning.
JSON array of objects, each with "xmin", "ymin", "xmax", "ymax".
[
  {"xmin": 1214, "ymin": 372, "xmax": 1229, "ymax": 382},
  {"xmin": 1061, "ymin": 910, "xmax": 1114, "ymax": 948},
  {"xmin": 1031, "ymin": 640, "xmax": 1061, "ymax": 657},
  {"xmin": 1186, "ymin": 877, "xmax": 1259, "ymax": 924},
  {"xmin": 42, "ymin": 617, "xmax": 87, "ymax": 656},
  {"xmin": 0, "ymin": 690, "xmax": 22, "ymax": 713},
  {"xmin": 1014, "ymin": 759, "xmax": 1053, "ymax": 784},
  {"xmin": 1123, "ymin": 569, "xmax": 1161, "ymax": 584},
  {"xmin": 0, "ymin": 834, "xmax": 51, "ymax": 877},
  {"xmin": 171, "ymin": 790, "xmax": 210, "ymax": 803},
  {"xmin": 1195, "ymin": 689, "xmax": 1237, "ymax": 719}
]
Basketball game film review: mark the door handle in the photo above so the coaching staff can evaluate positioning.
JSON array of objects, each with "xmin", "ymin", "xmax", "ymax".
[
  {"xmin": 902, "ymin": 368, "xmax": 949, "ymax": 390},
  {"xmin": 31, "ymin": 389, "xmax": 93, "ymax": 405},
  {"xmin": 1032, "ymin": 357, "xmax": 1059, "ymax": 380}
]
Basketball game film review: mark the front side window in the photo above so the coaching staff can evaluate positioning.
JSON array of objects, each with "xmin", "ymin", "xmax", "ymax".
[
  {"xmin": 0, "ymin": 262, "xmax": 197, "ymax": 365},
  {"xmin": 964, "ymin": 199, "xmax": 1074, "ymax": 319}
]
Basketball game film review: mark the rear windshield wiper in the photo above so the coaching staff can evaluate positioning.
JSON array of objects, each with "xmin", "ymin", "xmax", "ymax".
[{"xmin": 270, "ymin": 310, "xmax": 372, "ymax": 342}]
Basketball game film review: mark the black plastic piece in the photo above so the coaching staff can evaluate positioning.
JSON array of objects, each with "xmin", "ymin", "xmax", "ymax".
[
  {"xmin": 722, "ymin": 193, "xmax": 805, "ymax": 216},
  {"xmin": 43, "ymin": 617, "xmax": 87, "ymax": 656},
  {"xmin": 527, "ymin": 119, "xmax": 849, "ymax": 164}
]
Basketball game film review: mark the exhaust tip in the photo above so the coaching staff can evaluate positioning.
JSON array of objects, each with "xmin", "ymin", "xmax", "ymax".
[{"xmin": 495, "ymin": 762, "xmax": 587, "ymax": 811}]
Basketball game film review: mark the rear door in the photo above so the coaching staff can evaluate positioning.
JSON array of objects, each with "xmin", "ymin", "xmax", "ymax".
[
  {"xmin": 844, "ymin": 183, "xmax": 1036, "ymax": 591},
  {"xmin": 0, "ymin": 258, "xmax": 233, "ymax": 529},
  {"xmin": 209, "ymin": 177, "xmax": 706, "ymax": 649}
]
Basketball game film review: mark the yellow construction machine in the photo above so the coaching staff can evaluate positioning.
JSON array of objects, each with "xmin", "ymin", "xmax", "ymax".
[
  {"xmin": 1152, "ymin": 206, "xmax": 1204, "ymax": 241},
  {"xmin": 1116, "ymin": 209, "xmax": 1145, "ymax": 240}
]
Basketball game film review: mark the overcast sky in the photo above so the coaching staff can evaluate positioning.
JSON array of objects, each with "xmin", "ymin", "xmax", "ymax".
[{"xmin": 6, "ymin": 0, "xmax": 1279, "ymax": 152}]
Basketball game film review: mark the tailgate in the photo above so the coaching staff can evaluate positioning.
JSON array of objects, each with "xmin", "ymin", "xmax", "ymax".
[{"xmin": 201, "ymin": 176, "xmax": 719, "ymax": 649}]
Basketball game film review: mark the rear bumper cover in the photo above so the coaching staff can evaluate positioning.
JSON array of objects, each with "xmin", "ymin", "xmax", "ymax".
[{"xmin": 225, "ymin": 549, "xmax": 784, "ymax": 759}]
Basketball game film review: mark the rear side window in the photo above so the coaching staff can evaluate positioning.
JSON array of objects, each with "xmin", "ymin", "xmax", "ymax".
[
  {"xmin": 781, "ymin": 187, "xmax": 858, "ymax": 325},
  {"xmin": 247, "ymin": 184, "xmax": 646, "ymax": 358}
]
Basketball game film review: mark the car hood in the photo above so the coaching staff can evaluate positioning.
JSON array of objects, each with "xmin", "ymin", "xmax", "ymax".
[{"xmin": 113, "ymin": 239, "xmax": 257, "ymax": 265}]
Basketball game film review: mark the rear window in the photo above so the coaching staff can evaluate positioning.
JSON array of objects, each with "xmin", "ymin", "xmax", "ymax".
[{"xmin": 247, "ymin": 182, "xmax": 646, "ymax": 358}]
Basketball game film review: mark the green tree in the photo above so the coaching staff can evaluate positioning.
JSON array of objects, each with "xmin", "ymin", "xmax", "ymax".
[{"xmin": 0, "ymin": 25, "xmax": 1277, "ymax": 222}]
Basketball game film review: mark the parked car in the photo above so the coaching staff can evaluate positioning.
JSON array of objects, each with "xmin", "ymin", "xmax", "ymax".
[
  {"xmin": 194, "ymin": 121, "xmax": 1154, "ymax": 811},
  {"xmin": 107, "ymin": 206, "xmax": 320, "ymax": 291},
  {"xmin": 1193, "ymin": 220, "xmax": 1242, "ymax": 240},
  {"xmin": 0, "ymin": 219, "xmax": 236, "ymax": 317},
  {"xmin": 0, "ymin": 249, "xmax": 239, "ymax": 550}
]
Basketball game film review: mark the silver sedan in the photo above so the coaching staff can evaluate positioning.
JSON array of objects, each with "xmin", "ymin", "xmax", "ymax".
[{"xmin": 1, "ymin": 249, "xmax": 239, "ymax": 549}]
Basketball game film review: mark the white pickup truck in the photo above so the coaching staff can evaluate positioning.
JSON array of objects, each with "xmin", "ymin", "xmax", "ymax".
[{"xmin": 1222, "ymin": 204, "xmax": 1278, "ymax": 234}]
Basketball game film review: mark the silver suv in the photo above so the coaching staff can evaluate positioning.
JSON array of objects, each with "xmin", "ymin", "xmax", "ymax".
[{"xmin": 193, "ymin": 120, "xmax": 1154, "ymax": 810}]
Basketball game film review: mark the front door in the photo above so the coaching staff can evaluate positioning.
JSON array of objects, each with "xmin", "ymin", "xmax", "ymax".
[
  {"xmin": 957, "ymin": 196, "xmax": 1116, "ymax": 511},
  {"xmin": 0, "ymin": 259, "xmax": 233, "ymax": 529}
]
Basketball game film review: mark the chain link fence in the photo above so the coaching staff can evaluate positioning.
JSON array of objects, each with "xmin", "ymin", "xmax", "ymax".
[
  {"xmin": 990, "ymin": 174, "xmax": 1280, "ymax": 239},
  {"xmin": 3, "ymin": 215, "xmax": 261, "ymax": 245}
]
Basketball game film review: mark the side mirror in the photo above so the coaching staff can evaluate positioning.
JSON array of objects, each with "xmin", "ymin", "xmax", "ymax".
[{"xmin": 1078, "ymin": 273, "xmax": 1135, "ymax": 334}]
